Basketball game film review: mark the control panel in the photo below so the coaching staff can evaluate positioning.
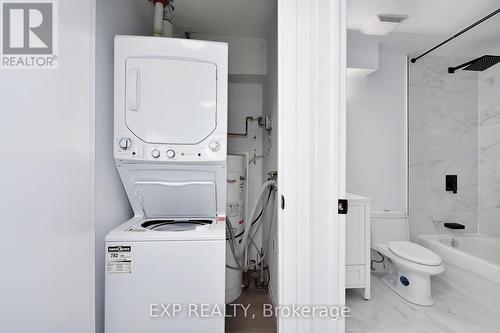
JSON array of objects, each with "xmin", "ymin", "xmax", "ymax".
[{"xmin": 114, "ymin": 137, "xmax": 226, "ymax": 162}]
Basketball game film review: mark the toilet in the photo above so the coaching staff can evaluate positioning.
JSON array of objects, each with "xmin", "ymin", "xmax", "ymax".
[{"xmin": 371, "ymin": 211, "xmax": 444, "ymax": 306}]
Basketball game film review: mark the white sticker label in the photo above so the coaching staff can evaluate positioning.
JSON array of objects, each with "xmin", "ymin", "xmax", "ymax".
[
  {"xmin": 227, "ymin": 201, "xmax": 241, "ymax": 218},
  {"xmin": 106, "ymin": 245, "xmax": 132, "ymax": 273}
]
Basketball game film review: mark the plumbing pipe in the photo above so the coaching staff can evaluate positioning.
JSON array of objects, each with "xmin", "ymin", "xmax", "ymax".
[
  {"xmin": 228, "ymin": 116, "xmax": 264, "ymax": 137},
  {"xmin": 239, "ymin": 180, "xmax": 277, "ymax": 262},
  {"xmin": 161, "ymin": 2, "xmax": 175, "ymax": 37},
  {"xmin": 152, "ymin": 1, "xmax": 165, "ymax": 36}
]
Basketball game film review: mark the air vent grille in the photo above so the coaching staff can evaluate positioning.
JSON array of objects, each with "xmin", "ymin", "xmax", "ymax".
[{"xmin": 377, "ymin": 14, "xmax": 408, "ymax": 23}]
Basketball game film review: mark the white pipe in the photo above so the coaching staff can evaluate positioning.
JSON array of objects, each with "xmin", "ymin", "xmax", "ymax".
[
  {"xmin": 153, "ymin": 2, "xmax": 164, "ymax": 37},
  {"xmin": 239, "ymin": 180, "xmax": 277, "ymax": 262},
  {"xmin": 244, "ymin": 153, "xmax": 250, "ymax": 256}
]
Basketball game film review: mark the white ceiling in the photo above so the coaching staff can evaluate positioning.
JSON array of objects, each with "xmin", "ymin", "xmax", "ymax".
[
  {"xmin": 348, "ymin": 0, "xmax": 500, "ymax": 57},
  {"xmin": 173, "ymin": 0, "xmax": 276, "ymax": 38}
]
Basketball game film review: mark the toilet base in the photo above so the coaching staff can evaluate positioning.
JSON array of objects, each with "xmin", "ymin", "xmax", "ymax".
[{"xmin": 381, "ymin": 268, "xmax": 434, "ymax": 306}]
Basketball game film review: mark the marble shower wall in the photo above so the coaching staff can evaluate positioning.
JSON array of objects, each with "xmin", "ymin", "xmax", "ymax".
[
  {"xmin": 479, "ymin": 64, "xmax": 500, "ymax": 237},
  {"xmin": 409, "ymin": 56, "xmax": 479, "ymax": 237}
]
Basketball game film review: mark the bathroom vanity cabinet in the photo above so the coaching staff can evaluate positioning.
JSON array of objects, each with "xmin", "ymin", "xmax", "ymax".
[{"xmin": 345, "ymin": 193, "xmax": 371, "ymax": 299}]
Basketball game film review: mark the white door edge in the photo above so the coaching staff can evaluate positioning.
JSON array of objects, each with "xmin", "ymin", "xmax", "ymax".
[{"xmin": 277, "ymin": 0, "xmax": 346, "ymax": 332}]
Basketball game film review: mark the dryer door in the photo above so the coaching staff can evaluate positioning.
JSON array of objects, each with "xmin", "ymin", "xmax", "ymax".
[{"xmin": 125, "ymin": 57, "xmax": 217, "ymax": 145}]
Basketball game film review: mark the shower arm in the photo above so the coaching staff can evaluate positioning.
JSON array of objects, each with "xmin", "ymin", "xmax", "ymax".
[
  {"xmin": 411, "ymin": 8, "xmax": 500, "ymax": 64},
  {"xmin": 447, "ymin": 58, "xmax": 478, "ymax": 73}
]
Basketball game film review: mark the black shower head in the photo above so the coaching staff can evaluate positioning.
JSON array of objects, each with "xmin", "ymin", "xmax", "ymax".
[
  {"xmin": 463, "ymin": 55, "xmax": 500, "ymax": 71},
  {"xmin": 448, "ymin": 55, "xmax": 500, "ymax": 73}
]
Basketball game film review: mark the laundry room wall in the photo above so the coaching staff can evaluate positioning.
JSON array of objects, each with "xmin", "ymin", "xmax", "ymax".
[
  {"xmin": 95, "ymin": 2, "xmax": 152, "ymax": 332},
  {"xmin": 0, "ymin": 0, "xmax": 95, "ymax": 332}
]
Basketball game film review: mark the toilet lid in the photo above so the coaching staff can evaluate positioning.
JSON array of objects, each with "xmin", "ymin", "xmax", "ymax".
[{"xmin": 388, "ymin": 241, "xmax": 442, "ymax": 266}]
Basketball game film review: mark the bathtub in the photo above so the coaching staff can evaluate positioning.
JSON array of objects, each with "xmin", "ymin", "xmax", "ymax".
[{"xmin": 418, "ymin": 233, "xmax": 500, "ymax": 308}]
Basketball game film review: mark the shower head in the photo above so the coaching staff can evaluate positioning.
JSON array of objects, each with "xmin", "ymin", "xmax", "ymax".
[
  {"xmin": 463, "ymin": 55, "xmax": 500, "ymax": 71},
  {"xmin": 448, "ymin": 55, "xmax": 500, "ymax": 73}
]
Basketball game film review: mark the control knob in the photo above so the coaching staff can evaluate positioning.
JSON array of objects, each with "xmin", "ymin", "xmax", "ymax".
[
  {"xmin": 151, "ymin": 149, "xmax": 160, "ymax": 159},
  {"xmin": 166, "ymin": 149, "xmax": 175, "ymax": 158},
  {"xmin": 119, "ymin": 138, "xmax": 132, "ymax": 150},
  {"xmin": 209, "ymin": 140, "xmax": 221, "ymax": 152}
]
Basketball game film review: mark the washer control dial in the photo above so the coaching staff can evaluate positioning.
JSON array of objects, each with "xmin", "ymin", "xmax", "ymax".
[
  {"xmin": 209, "ymin": 140, "xmax": 221, "ymax": 152},
  {"xmin": 151, "ymin": 149, "xmax": 160, "ymax": 159},
  {"xmin": 166, "ymin": 149, "xmax": 176, "ymax": 158},
  {"xmin": 119, "ymin": 138, "xmax": 132, "ymax": 150}
]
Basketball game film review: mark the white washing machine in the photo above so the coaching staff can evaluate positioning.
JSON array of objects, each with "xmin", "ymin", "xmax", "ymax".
[
  {"xmin": 106, "ymin": 36, "xmax": 228, "ymax": 333},
  {"xmin": 105, "ymin": 217, "xmax": 225, "ymax": 332}
]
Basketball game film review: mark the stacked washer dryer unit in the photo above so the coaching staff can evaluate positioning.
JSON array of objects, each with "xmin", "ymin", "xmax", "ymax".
[{"xmin": 105, "ymin": 36, "xmax": 228, "ymax": 333}]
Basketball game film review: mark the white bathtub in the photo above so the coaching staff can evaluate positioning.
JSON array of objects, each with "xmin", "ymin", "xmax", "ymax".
[{"xmin": 418, "ymin": 233, "xmax": 500, "ymax": 308}]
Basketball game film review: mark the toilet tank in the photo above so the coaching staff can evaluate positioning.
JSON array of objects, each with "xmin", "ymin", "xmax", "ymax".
[{"xmin": 371, "ymin": 210, "xmax": 409, "ymax": 245}]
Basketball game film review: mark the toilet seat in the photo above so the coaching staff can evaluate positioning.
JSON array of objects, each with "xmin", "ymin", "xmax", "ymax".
[
  {"xmin": 388, "ymin": 241, "xmax": 442, "ymax": 266},
  {"xmin": 373, "ymin": 243, "xmax": 444, "ymax": 275}
]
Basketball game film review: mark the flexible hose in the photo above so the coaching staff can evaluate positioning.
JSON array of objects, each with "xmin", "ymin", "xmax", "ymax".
[
  {"xmin": 246, "ymin": 188, "xmax": 273, "ymax": 254},
  {"xmin": 229, "ymin": 188, "xmax": 272, "ymax": 240},
  {"xmin": 226, "ymin": 217, "xmax": 242, "ymax": 269},
  {"xmin": 225, "ymin": 188, "xmax": 273, "ymax": 269},
  {"xmin": 239, "ymin": 180, "xmax": 277, "ymax": 262},
  {"xmin": 227, "ymin": 190, "xmax": 277, "ymax": 271}
]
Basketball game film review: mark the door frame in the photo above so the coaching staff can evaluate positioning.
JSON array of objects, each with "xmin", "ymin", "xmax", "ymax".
[{"xmin": 277, "ymin": 0, "xmax": 347, "ymax": 332}]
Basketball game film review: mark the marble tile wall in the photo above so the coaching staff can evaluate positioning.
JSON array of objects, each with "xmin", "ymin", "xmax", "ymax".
[
  {"xmin": 479, "ymin": 63, "xmax": 500, "ymax": 237},
  {"xmin": 409, "ymin": 56, "xmax": 479, "ymax": 237}
]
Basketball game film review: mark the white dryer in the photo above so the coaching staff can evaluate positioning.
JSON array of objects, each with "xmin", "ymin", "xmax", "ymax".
[
  {"xmin": 106, "ymin": 36, "xmax": 228, "ymax": 333},
  {"xmin": 114, "ymin": 35, "xmax": 227, "ymax": 166}
]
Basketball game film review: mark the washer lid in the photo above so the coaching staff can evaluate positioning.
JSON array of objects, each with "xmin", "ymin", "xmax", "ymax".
[
  {"xmin": 135, "ymin": 181, "xmax": 216, "ymax": 218},
  {"xmin": 117, "ymin": 164, "xmax": 219, "ymax": 219},
  {"xmin": 388, "ymin": 241, "xmax": 442, "ymax": 266}
]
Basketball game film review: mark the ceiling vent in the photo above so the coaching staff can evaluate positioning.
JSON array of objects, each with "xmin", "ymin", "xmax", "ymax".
[
  {"xmin": 362, "ymin": 14, "xmax": 408, "ymax": 36},
  {"xmin": 377, "ymin": 14, "xmax": 408, "ymax": 23}
]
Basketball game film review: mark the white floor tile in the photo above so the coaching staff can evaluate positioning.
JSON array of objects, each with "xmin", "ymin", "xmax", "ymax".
[{"xmin": 346, "ymin": 275, "xmax": 500, "ymax": 333}]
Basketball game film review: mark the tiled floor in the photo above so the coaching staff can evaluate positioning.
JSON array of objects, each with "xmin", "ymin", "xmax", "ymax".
[
  {"xmin": 347, "ymin": 275, "xmax": 500, "ymax": 333},
  {"xmin": 225, "ymin": 286, "xmax": 276, "ymax": 333}
]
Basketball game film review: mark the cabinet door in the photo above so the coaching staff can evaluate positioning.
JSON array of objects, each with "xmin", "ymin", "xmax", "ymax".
[{"xmin": 346, "ymin": 204, "xmax": 365, "ymax": 265}]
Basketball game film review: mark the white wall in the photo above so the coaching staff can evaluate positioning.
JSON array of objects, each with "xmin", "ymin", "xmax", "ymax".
[
  {"xmin": 478, "ymin": 63, "xmax": 500, "ymax": 237},
  {"xmin": 0, "ymin": 0, "xmax": 95, "ymax": 332},
  {"xmin": 191, "ymin": 34, "xmax": 267, "ymax": 75},
  {"xmin": 262, "ymin": 7, "xmax": 278, "ymax": 302},
  {"xmin": 347, "ymin": 52, "xmax": 407, "ymax": 212},
  {"xmin": 347, "ymin": 30, "xmax": 379, "ymax": 76},
  {"xmin": 95, "ymin": 2, "xmax": 152, "ymax": 332}
]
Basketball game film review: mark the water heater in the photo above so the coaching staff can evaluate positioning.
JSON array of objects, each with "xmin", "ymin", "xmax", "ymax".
[{"xmin": 226, "ymin": 155, "xmax": 247, "ymax": 303}]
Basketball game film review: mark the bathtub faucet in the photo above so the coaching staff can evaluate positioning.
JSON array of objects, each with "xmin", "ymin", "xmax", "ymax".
[{"xmin": 431, "ymin": 218, "xmax": 465, "ymax": 230}]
